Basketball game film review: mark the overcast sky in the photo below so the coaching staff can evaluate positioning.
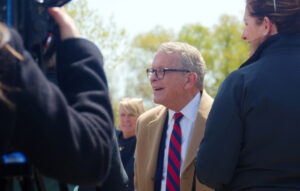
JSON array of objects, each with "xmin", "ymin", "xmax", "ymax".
[{"xmin": 87, "ymin": 0, "xmax": 246, "ymax": 37}]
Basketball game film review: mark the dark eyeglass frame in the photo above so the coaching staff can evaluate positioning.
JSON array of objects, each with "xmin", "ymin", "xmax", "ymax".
[{"xmin": 146, "ymin": 67, "xmax": 190, "ymax": 80}]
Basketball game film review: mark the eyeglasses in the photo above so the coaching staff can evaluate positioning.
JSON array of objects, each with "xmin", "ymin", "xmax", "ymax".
[{"xmin": 146, "ymin": 67, "xmax": 190, "ymax": 80}]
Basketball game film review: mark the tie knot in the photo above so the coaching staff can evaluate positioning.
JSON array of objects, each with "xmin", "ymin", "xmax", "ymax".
[{"xmin": 174, "ymin": 112, "xmax": 183, "ymax": 121}]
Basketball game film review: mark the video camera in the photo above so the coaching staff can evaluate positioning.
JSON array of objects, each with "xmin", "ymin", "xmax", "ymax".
[{"xmin": 0, "ymin": 0, "xmax": 71, "ymax": 68}]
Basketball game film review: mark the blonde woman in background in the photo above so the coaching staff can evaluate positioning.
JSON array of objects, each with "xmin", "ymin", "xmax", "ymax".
[{"xmin": 117, "ymin": 97, "xmax": 145, "ymax": 191}]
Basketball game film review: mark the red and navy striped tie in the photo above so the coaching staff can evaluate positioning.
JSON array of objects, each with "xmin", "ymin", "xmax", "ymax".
[{"xmin": 166, "ymin": 112, "xmax": 183, "ymax": 191}]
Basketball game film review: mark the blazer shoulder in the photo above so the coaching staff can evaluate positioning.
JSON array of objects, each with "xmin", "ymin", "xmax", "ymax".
[
  {"xmin": 136, "ymin": 105, "xmax": 166, "ymax": 132},
  {"xmin": 201, "ymin": 90, "xmax": 214, "ymax": 113},
  {"xmin": 138, "ymin": 105, "xmax": 166, "ymax": 122},
  {"xmin": 198, "ymin": 90, "xmax": 214, "ymax": 119}
]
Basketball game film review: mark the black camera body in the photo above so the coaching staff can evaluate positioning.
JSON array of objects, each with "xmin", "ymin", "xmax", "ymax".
[{"xmin": 0, "ymin": 0, "xmax": 71, "ymax": 66}]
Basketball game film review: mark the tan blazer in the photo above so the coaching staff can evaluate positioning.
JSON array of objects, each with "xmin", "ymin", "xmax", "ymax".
[{"xmin": 134, "ymin": 90, "xmax": 213, "ymax": 191}]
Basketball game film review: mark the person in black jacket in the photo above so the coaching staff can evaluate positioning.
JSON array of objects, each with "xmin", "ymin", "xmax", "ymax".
[
  {"xmin": 0, "ymin": 7, "xmax": 126, "ymax": 188},
  {"xmin": 117, "ymin": 97, "xmax": 145, "ymax": 191},
  {"xmin": 196, "ymin": 0, "xmax": 300, "ymax": 190}
]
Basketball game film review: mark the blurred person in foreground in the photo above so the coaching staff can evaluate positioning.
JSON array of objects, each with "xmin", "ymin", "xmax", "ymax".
[
  {"xmin": 117, "ymin": 97, "xmax": 145, "ymax": 191},
  {"xmin": 0, "ymin": 7, "xmax": 126, "ymax": 189},
  {"xmin": 134, "ymin": 42, "xmax": 213, "ymax": 191},
  {"xmin": 196, "ymin": 0, "xmax": 300, "ymax": 190},
  {"xmin": 78, "ymin": 98, "xmax": 145, "ymax": 191}
]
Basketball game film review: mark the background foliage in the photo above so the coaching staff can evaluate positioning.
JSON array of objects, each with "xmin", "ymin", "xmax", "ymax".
[{"xmin": 66, "ymin": 0, "xmax": 249, "ymax": 125}]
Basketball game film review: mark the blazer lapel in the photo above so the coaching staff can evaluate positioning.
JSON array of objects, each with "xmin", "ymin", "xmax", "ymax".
[
  {"xmin": 146, "ymin": 107, "xmax": 168, "ymax": 183},
  {"xmin": 181, "ymin": 90, "xmax": 212, "ymax": 175}
]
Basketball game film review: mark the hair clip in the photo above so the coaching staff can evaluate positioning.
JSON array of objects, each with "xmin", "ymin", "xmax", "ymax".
[{"xmin": 273, "ymin": 0, "xmax": 277, "ymax": 12}]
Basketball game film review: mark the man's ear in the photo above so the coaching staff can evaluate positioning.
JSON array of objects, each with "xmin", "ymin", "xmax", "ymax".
[{"xmin": 184, "ymin": 72, "xmax": 197, "ymax": 89}]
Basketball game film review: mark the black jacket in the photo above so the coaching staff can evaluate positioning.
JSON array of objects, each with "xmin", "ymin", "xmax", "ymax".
[
  {"xmin": 117, "ymin": 130, "xmax": 136, "ymax": 191},
  {"xmin": 0, "ymin": 29, "xmax": 119, "ymax": 187},
  {"xmin": 79, "ymin": 131, "xmax": 128, "ymax": 191},
  {"xmin": 196, "ymin": 34, "xmax": 300, "ymax": 190}
]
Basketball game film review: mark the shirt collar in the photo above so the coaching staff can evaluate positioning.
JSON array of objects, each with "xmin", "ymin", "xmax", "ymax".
[{"xmin": 168, "ymin": 92, "xmax": 201, "ymax": 122}]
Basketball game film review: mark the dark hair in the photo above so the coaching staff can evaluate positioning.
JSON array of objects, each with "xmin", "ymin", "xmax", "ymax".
[{"xmin": 246, "ymin": 0, "xmax": 300, "ymax": 34}]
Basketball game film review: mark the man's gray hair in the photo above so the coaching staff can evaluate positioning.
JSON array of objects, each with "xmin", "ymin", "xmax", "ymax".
[{"xmin": 158, "ymin": 42, "xmax": 206, "ymax": 90}]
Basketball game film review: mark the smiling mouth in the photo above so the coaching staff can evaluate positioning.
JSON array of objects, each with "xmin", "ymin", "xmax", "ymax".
[{"xmin": 154, "ymin": 88, "xmax": 163, "ymax": 91}]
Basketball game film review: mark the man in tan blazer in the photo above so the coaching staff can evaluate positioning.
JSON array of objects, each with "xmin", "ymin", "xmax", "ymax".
[{"xmin": 134, "ymin": 42, "xmax": 213, "ymax": 191}]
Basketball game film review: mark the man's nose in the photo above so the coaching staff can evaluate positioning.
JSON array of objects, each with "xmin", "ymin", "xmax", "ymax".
[{"xmin": 150, "ymin": 72, "xmax": 158, "ymax": 82}]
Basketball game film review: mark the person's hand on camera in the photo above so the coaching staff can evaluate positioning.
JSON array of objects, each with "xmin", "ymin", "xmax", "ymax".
[{"xmin": 48, "ymin": 7, "xmax": 80, "ymax": 40}]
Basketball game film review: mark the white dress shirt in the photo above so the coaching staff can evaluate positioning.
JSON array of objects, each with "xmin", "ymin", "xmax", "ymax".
[{"xmin": 160, "ymin": 92, "xmax": 201, "ymax": 191}]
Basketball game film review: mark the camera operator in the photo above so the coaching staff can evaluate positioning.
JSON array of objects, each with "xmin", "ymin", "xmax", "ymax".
[{"xmin": 0, "ymin": 7, "xmax": 126, "ymax": 188}]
